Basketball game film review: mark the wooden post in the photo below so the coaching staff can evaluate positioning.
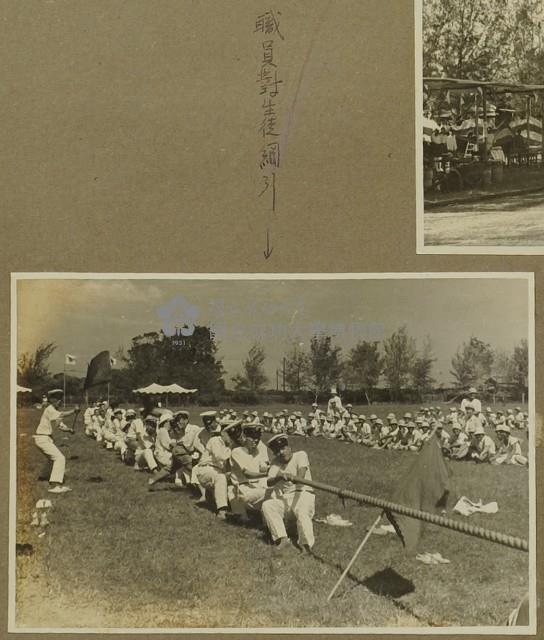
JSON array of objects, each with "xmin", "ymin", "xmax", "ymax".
[
  {"xmin": 474, "ymin": 90, "xmax": 479, "ymax": 156},
  {"xmin": 482, "ymin": 86, "xmax": 488, "ymax": 162},
  {"xmin": 527, "ymin": 95, "xmax": 531, "ymax": 163},
  {"xmin": 327, "ymin": 513, "xmax": 383, "ymax": 601}
]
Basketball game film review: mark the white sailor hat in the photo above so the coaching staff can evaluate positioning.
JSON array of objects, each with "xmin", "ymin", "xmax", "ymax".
[
  {"xmin": 125, "ymin": 409, "xmax": 136, "ymax": 418},
  {"xmin": 468, "ymin": 387, "xmax": 478, "ymax": 394},
  {"xmin": 370, "ymin": 414, "xmax": 378, "ymax": 420},
  {"xmin": 200, "ymin": 410, "xmax": 217, "ymax": 419},
  {"xmin": 47, "ymin": 388, "xmax": 64, "ymax": 398},
  {"xmin": 242, "ymin": 422, "xmax": 262, "ymax": 439},
  {"xmin": 158, "ymin": 412, "xmax": 174, "ymax": 426},
  {"xmin": 222, "ymin": 419, "xmax": 243, "ymax": 434},
  {"xmin": 474, "ymin": 424, "xmax": 485, "ymax": 435},
  {"xmin": 267, "ymin": 433, "xmax": 289, "ymax": 451},
  {"xmin": 173, "ymin": 410, "xmax": 190, "ymax": 420}
]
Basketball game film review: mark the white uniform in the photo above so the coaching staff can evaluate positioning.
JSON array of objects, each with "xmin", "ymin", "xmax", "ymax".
[
  {"xmin": 262, "ymin": 451, "xmax": 315, "ymax": 549},
  {"xmin": 492, "ymin": 436, "xmax": 527, "ymax": 466},
  {"xmin": 194, "ymin": 436, "xmax": 231, "ymax": 510},
  {"xmin": 154, "ymin": 426, "xmax": 175, "ymax": 469},
  {"xmin": 126, "ymin": 419, "xmax": 158, "ymax": 471},
  {"xmin": 230, "ymin": 441, "xmax": 270, "ymax": 516},
  {"xmin": 327, "ymin": 395, "xmax": 343, "ymax": 418},
  {"xmin": 472, "ymin": 435, "xmax": 496, "ymax": 462},
  {"xmin": 33, "ymin": 404, "xmax": 65, "ymax": 484},
  {"xmin": 461, "ymin": 398, "xmax": 482, "ymax": 414}
]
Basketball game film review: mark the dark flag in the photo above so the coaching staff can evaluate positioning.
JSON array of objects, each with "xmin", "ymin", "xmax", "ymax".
[
  {"xmin": 83, "ymin": 351, "xmax": 112, "ymax": 390},
  {"xmin": 385, "ymin": 434, "xmax": 451, "ymax": 553}
]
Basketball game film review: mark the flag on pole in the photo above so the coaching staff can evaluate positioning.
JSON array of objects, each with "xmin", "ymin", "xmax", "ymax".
[
  {"xmin": 385, "ymin": 434, "xmax": 451, "ymax": 553},
  {"xmin": 65, "ymin": 354, "xmax": 77, "ymax": 365},
  {"xmin": 83, "ymin": 351, "xmax": 112, "ymax": 390}
]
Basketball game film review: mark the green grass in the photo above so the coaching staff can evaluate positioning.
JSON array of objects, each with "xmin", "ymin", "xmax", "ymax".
[{"xmin": 14, "ymin": 404, "xmax": 530, "ymax": 629}]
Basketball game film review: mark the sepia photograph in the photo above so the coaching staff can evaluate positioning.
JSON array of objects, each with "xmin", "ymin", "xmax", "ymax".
[
  {"xmin": 417, "ymin": 0, "xmax": 544, "ymax": 253},
  {"xmin": 10, "ymin": 273, "xmax": 535, "ymax": 633}
]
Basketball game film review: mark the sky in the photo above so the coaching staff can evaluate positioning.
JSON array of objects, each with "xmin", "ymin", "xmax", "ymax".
[{"xmin": 16, "ymin": 276, "xmax": 530, "ymax": 388}]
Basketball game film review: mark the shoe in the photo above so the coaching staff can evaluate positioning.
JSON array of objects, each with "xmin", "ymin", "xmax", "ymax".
[
  {"xmin": 430, "ymin": 552, "xmax": 451, "ymax": 564},
  {"xmin": 298, "ymin": 543, "xmax": 313, "ymax": 555},
  {"xmin": 39, "ymin": 513, "xmax": 50, "ymax": 526},
  {"xmin": 216, "ymin": 510, "xmax": 228, "ymax": 520},
  {"xmin": 48, "ymin": 485, "xmax": 72, "ymax": 494},
  {"xmin": 274, "ymin": 537, "xmax": 294, "ymax": 551},
  {"xmin": 416, "ymin": 553, "xmax": 434, "ymax": 565},
  {"xmin": 30, "ymin": 512, "xmax": 39, "ymax": 527}
]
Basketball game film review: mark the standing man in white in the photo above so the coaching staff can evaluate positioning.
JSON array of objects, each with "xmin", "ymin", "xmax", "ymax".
[
  {"xmin": 33, "ymin": 389, "xmax": 79, "ymax": 494},
  {"xmin": 460, "ymin": 387, "xmax": 482, "ymax": 415}
]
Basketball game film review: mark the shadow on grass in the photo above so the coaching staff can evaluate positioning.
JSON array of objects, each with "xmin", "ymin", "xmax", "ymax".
[
  {"xmin": 311, "ymin": 550, "xmax": 424, "ymax": 621},
  {"xmin": 363, "ymin": 567, "xmax": 415, "ymax": 598}
]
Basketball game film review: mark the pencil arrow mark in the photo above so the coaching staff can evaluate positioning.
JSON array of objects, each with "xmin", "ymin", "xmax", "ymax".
[{"xmin": 264, "ymin": 229, "xmax": 274, "ymax": 259}]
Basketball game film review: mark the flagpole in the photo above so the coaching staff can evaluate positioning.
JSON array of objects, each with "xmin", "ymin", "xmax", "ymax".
[
  {"xmin": 63, "ymin": 363, "xmax": 66, "ymax": 408},
  {"xmin": 326, "ymin": 512, "xmax": 383, "ymax": 602},
  {"xmin": 107, "ymin": 382, "xmax": 110, "ymax": 405}
]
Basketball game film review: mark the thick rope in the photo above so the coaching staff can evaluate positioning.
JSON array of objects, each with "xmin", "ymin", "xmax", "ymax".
[{"xmin": 284, "ymin": 474, "xmax": 529, "ymax": 553}]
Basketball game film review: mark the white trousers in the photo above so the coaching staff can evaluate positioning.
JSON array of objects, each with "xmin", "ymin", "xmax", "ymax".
[
  {"xmin": 262, "ymin": 491, "xmax": 315, "ymax": 548},
  {"xmin": 134, "ymin": 448, "xmax": 158, "ymax": 471},
  {"xmin": 194, "ymin": 466, "xmax": 228, "ymax": 509},
  {"xmin": 33, "ymin": 435, "xmax": 65, "ymax": 484},
  {"xmin": 230, "ymin": 484, "xmax": 267, "ymax": 517}
]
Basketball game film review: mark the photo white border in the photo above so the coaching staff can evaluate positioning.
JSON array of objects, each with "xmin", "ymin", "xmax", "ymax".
[
  {"xmin": 414, "ymin": 0, "xmax": 544, "ymax": 255},
  {"xmin": 9, "ymin": 271, "xmax": 537, "ymax": 635}
]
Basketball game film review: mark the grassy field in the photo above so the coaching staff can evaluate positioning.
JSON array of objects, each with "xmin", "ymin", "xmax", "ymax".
[{"xmin": 14, "ymin": 403, "xmax": 530, "ymax": 630}]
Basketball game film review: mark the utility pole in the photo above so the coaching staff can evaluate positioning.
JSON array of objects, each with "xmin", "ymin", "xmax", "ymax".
[{"xmin": 282, "ymin": 357, "xmax": 286, "ymax": 393}]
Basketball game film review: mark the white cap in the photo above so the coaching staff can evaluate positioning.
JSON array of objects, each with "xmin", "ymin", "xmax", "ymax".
[{"xmin": 495, "ymin": 424, "xmax": 511, "ymax": 434}]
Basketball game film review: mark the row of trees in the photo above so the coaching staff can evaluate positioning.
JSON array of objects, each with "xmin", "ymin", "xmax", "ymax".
[
  {"xmin": 232, "ymin": 329, "xmax": 529, "ymax": 402},
  {"xmin": 18, "ymin": 327, "xmax": 529, "ymax": 403},
  {"xmin": 423, "ymin": 0, "xmax": 544, "ymax": 84}
]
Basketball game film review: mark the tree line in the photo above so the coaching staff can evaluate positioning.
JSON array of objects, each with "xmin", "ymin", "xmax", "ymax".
[
  {"xmin": 424, "ymin": 0, "xmax": 544, "ymax": 84},
  {"xmin": 18, "ymin": 326, "xmax": 528, "ymax": 404},
  {"xmin": 233, "ymin": 328, "xmax": 528, "ymax": 402}
]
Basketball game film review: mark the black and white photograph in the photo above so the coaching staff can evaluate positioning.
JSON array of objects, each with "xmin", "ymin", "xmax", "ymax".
[
  {"xmin": 417, "ymin": 0, "xmax": 544, "ymax": 253},
  {"xmin": 10, "ymin": 273, "xmax": 535, "ymax": 633}
]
